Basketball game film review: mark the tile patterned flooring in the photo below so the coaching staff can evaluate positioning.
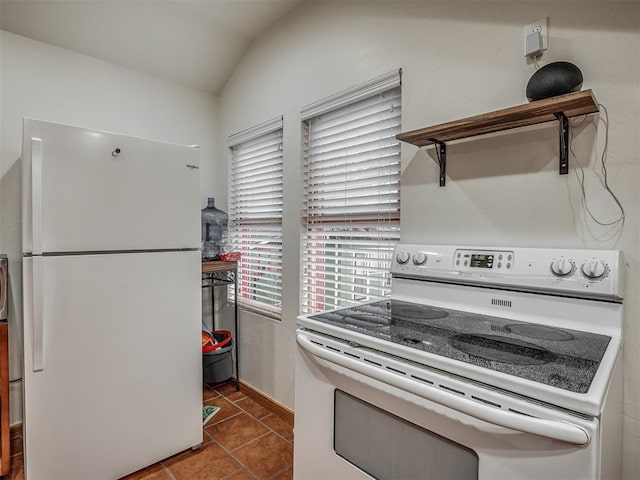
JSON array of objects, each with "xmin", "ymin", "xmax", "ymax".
[{"xmin": 6, "ymin": 382, "xmax": 293, "ymax": 480}]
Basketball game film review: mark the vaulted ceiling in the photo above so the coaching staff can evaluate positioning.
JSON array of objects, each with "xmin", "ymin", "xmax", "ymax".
[{"xmin": 0, "ymin": 0, "xmax": 306, "ymax": 94}]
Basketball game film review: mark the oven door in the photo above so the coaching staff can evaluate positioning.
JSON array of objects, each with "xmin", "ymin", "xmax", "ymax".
[{"xmin": 294, "ymin": 329, "xmax": 600, "ymax": 480}]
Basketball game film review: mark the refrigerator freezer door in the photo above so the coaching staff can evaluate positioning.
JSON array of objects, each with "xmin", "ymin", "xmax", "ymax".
[
  {"xmin": 22, "ymin": 251, "xmax": 202, "ymax": 479},
  {"xmin": 22, "ymin": 119, "xmax": 200, "ymax": 254}
]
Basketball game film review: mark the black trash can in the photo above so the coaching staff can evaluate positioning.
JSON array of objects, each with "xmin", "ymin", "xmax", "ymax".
[{"xmin": 203, "ymin": 331, "xmax": 233, "ymax": 384}]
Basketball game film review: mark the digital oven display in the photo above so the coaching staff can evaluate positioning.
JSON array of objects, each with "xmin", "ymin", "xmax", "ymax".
[{"xmin": 469, "ymin": 254, "xmax": 494, "ymax": 268}]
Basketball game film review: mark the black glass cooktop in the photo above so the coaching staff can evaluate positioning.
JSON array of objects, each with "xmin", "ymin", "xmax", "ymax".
[{"xmin": 308, "ymin": 299, "xmax": 611, "ymax": 393}]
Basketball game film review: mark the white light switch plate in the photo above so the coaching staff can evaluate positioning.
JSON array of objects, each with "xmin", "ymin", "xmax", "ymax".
[{"xmin": 524, "ymin": 17, "xmax": 548, "ymax": 56}]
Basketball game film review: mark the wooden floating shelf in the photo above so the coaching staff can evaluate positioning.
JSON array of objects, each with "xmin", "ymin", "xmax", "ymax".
[
  {"xmin": 395, "ymin": 90, "xmax": 599, "ymax": 186},
  {"xmin": 396, "ymin": 90, "xmax": 599, "ymax": 147}
]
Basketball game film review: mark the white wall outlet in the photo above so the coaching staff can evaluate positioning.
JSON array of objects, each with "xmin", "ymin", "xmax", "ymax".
[{"xmin": 524, "ymin": 17, "xmax": 548, "ymax": 56}]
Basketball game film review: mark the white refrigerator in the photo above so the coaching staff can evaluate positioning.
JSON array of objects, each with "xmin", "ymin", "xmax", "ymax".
[{"xmin": 21, "ymin": 119, "xmax": 202, "ymax": 479}]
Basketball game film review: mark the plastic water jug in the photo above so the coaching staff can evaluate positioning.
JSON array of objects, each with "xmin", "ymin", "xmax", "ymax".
[{"xmin": 201, "ymin": 198, "xmax": 228, "ymax": 260}]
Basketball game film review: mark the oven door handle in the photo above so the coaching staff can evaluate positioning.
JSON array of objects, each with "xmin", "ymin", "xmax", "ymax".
[{"xmin": 297, "ymin": 333, "xmax": 590, "ymax": 446}]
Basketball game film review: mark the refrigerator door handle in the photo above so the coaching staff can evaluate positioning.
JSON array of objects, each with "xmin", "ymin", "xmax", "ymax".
[
  {"xmin": 0, "ymin": 260, "xmax": 7, "ymax": 321},
  {"xmin": 31, "ymin": 138, "xmax": 44, "ymax": 255},
  {"xmin": 32, "ymin": 256, "xmax": 44, "ymax": 372}
]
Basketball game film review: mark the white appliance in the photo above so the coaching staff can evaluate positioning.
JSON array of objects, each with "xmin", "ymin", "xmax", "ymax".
[
  {"xmin": 295, "ymin": 244, "xmax": 624, "ymax": 480},
  {"xmin": 21, "ymin": 119, "xmax": 202, "ymax": 479}
]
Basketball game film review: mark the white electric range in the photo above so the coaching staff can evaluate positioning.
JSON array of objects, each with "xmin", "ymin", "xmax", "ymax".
[{"xmin": 294, "ymin": 244, "xmax": 624, "ymax": 480}]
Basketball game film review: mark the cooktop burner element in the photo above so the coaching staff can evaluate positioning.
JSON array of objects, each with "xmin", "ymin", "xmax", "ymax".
[
  {"xmin": 394, "ymin": 304, "xmax": 449, "ymax": 320},
  {"xmin": 505, "ymin": 323, "xmax": 575, "ymax": 341},
  {"xmin": 449, "ymin": 334, "xmax": 557, "ymax": 365},
  {"xmin": 342, "ymin": 313, "xmax": 391, "ymax": 329},
  {"xmin": 309, "ymin": 299, "xmax": 611, "ymax": 393}
]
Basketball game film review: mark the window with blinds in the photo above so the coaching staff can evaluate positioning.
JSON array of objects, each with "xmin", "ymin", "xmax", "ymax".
[
  {"xmin": 301, "ymin": 75, "xmax": 401, "ymax": 314},
  {"xmin": 229, "ymin": 121, "xmax": 283, "ymax": 317}
]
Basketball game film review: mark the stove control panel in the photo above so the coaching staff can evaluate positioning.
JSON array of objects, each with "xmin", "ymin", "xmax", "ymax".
[
  {"xmin": 453, "ymin": 249, "xmax": 514, "ymax": 272},
  {"xmin": 392, "ymin": 244, "xmax": 625, "ymax": 301}
]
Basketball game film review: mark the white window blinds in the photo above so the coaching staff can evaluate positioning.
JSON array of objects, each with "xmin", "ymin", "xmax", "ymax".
[
  {"xmin": 229, "ymin": 119, "xmax": 283, "ymax": 316},
  {"xmin": 302, "ymin": 75, "xmax": 401, "ymax": 314}
]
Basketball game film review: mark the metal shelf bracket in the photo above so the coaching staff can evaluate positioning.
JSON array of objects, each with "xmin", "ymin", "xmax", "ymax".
[
  {"xmin": 421, "ymin": 110, "xmax": 571, "ymax": 186},
  {"xmin": 555, "ymin": 112, "xmax": 569, "ymax": 175},
  {"xmin": 428, "ymin": 138, "xmax": 447, "ymax": 187}
]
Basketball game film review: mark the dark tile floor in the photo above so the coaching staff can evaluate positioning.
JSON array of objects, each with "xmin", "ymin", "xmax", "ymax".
[{"xmin": 7, "ymin": 382, "xmax": 294, "ymax": 480}]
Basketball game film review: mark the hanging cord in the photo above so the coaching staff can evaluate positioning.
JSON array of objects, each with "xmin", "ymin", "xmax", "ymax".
[
  {"xmin": 570, "ymin": 103, "xmax": 625, "ymax": 227},
  {"xmin": 533, "ymin": 55, "xmax": 541, "ymax": 71}
]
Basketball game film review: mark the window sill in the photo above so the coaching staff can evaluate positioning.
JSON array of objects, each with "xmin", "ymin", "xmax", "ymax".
[{"xmin": 238, "ymin": 302, "xmax": 282, "ymax": 322}]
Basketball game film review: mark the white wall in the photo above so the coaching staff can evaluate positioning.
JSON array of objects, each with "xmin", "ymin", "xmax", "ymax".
[
  {"xmin": 219, "ymin": 1, "xmax": 640, "ymax": 477},
  {"xmin": 0, "ymin": 30, "xmax": 221, "ymax": 423}
]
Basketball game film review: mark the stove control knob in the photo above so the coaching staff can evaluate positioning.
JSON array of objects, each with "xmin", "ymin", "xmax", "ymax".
[
  {"xmin": 550, "ymin": 258, "xmax": 574, "ymax": 277},
  {"xmin": 581, "ymin": 259, "xmax": 607, "ymax": 280},
  {"xmin": 396, "ymin": 251, "xmax": 410, "ymax": 264},
  {"xmin": 412, "ymin": 252, "xmax": 427, "ymax": 265}
]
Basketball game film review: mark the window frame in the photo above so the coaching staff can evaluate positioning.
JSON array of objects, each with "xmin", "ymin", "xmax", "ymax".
[
  {"xmin": 228, "ymin": 117, "xmax": 284, "ymax": 319},
  {"xmin": 300, "ymin": 71, "xmax": 402, "ymax": 315}
]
